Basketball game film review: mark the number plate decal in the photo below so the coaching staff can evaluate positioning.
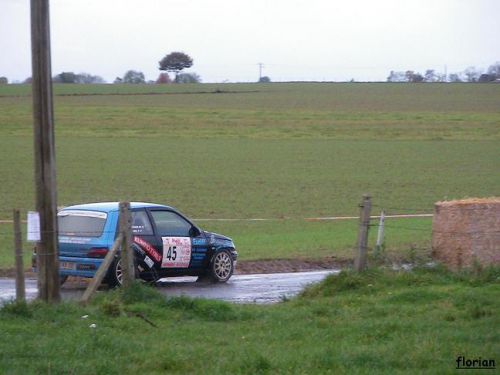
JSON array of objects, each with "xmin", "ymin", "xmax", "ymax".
[
  {"xmin": 60, "ymin": 261, "xmax": 75, "ymax": 270},
  {"xmin": 144, "ymin": 256, "xmax": 154, "ymax": 269},
  {"xmin": 161, "ymin": 237, "xmax": 191, "ymax": 268}
]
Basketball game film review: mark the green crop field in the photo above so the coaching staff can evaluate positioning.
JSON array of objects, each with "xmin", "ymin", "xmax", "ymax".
[{"xmin": 0, "ymin": 83, "xmax": 499, "ymax": 268}]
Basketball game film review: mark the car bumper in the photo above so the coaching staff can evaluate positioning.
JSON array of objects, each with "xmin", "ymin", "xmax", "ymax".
[{"xmin": 58, "ymin": 256, "xmax": 103, "ymax": 278}]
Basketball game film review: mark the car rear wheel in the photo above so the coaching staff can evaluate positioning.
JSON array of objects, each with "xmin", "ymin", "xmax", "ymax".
[
  {"xmin": 209, "ymin": 250, "xmax": 234, "ymax": 282},
  {"xmin": 107, "ymin": 257, "xmax": 144, "ymax": 287},
  {"xmin": 107, "ymin": 258, "xmax": 124, "ymax": 288}
]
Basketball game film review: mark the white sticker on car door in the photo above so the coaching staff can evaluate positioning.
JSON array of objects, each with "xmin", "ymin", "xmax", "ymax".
[{"xmin": 161, "ymin": 237, "xmax": 191, "ymax": 268}]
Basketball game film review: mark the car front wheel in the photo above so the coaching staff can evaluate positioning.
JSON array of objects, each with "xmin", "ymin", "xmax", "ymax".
[{"xmin": 209, "ymin": 250, "xmax": 234, "ymax": 282}]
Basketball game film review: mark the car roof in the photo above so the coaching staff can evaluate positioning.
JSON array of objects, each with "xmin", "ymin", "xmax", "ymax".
[{"xmin": 61, "ymin": 202, "xmax": 173, "ymax": 213}]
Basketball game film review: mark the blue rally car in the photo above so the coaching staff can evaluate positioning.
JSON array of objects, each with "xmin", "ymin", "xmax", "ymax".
[{"xmin": 55, "ymin": 202, "xmax": 237, "ymax": 286}]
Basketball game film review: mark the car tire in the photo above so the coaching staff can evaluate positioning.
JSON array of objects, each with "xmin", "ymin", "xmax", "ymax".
[
  {"xmin": 107, "ymin": 258, "xmax": 124, "ymax": 288},
  {"xmin": 107, "ymin": 256, "xmax": 143, "ymax": 287},
  {"xmin": 209, "ymin": 250, "xmax": 234, "ymax": 282}
]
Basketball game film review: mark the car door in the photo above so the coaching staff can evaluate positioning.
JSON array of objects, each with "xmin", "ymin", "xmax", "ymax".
[
  {"xmin": 130, "ymin": 209, "xmax": 163, "ymax": 280},
  {"xmin": 148, "ymin": 209, "xmax": 208, "ymax": 275}
]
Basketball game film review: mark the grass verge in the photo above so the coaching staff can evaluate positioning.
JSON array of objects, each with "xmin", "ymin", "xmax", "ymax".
[{"xmin": 1, "ymin": 266, "xmax": 499, "ymax": 374}]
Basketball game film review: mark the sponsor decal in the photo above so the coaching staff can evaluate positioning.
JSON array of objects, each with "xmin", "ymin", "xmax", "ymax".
[
  {"xmin": 162, "ymin": 237, "xmax": 191, "ymax": 268},
  {"xmin": 192, "ymin": 238, "xmax": 208, "ymax": 246},
  {"xmin": 58, "ymin": 236, "xmax": 92, "ymax": 244},
  {"xmin": 58, "ymin": 210, "xmax": 107, "ymax": 219},
  {"xmin": 133, "ymin": 236, "xmax": 162, "ymax": 263}
]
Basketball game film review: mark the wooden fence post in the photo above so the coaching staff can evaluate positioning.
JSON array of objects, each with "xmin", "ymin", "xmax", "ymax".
[
  {"xmin": 80, "ymin": 234, "xmax": 123, "ymax": 304},
  {"xmin": 119, "ymin": 202, "xmax": 135, "ymax": 287},
  {"xmin": 354, "ymin": 195, "xmax": 372, "ymax": 272},
  {"xmin": 13, "ymin": 209, "xmax": 26, "ymax": 302}
]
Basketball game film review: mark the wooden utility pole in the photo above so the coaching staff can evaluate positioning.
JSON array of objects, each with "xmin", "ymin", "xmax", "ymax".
[
  {"xmin": 119, "ymin": 202, "xmax": 135, "ymax": 287},
  {"xmin": 354, "ymin": 195, "xmax": 372, "ymax": 272},
  {"xmin": 31, "ymin": 0, "xmax": 60, "ymax": 302},
  {"xmin": 13, "ymin": 209, "xmax": 26, "ymax": 302}
]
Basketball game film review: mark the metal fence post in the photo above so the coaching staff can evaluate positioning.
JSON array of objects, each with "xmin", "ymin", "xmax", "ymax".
[{"xmin": 375, "ymin": 210, "xmax": 385, "ymax": 254}]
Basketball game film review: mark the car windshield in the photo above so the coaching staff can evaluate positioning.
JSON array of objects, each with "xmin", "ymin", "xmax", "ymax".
[{"xmin": 58, "ymin": 210, "xmax": 107, "ymax": 237}]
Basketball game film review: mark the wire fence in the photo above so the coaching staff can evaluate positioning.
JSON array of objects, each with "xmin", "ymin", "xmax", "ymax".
[
  {"xmin": 3, "ymin": 203, "xmax": 495, "ymax": 241},
  {"xmin": 0, "ymin": 213, "xmax": 436, "ymax": 239}
]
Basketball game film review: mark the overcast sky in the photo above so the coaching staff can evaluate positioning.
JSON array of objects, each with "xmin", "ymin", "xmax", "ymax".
[{"xmin": 1, "ymin": 0, "xmax": 499, "ymax": 83}]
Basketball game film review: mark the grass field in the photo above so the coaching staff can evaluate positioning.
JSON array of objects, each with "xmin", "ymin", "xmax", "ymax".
[
  {"xmin": 0, "ymin": 83, "xmax": 498, "ymax": 268},
  {"xmin": 1, "ymin": 267, "xmax": 499, "ymax": 373}
]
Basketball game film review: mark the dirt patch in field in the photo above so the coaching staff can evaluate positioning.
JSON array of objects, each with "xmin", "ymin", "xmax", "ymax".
[{"xmin": 235, "ymin": 257, "xmax": 349, "ymax": 274}]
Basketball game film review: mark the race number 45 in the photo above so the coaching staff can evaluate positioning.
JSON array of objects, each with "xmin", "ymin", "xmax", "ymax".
[
  {"xmin": 161, "ymin": 237, "xmax": 191, "ymax": 268},
  {"xmin": 165, "ymin": 246, "xmax": 177, "ymax": 261}
]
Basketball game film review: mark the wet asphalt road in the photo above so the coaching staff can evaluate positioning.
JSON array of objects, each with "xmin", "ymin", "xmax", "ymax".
[{"xmin": 0, "ymin": 269, "xmax": 339, "ymax": 304}]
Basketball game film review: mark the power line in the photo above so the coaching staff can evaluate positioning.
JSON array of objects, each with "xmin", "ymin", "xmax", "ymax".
[{"xmin": 257, "ymin": 62, "xmax": 264, "ymax": 81}]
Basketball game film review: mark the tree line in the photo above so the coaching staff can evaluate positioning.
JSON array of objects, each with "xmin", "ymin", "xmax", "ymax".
[
  {"xmin": 2, "ymin": 55, "xmax": 498, "ymax": 84},
  {"xmin": 0, "ymin": 51, "xmax": 201, "ymax": 85},
  {"xmin": 387, "ymin": 61, "xmax": 500, "ymax": 83}
]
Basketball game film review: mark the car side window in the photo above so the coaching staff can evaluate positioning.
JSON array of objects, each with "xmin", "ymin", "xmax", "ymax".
[
  {"xmin": 131, "ymin": 210, "xmax": 154, "ymax": 235},
  {"xmin": 150, "ymin": 210, "xmax": 192, "ymax": 237}
]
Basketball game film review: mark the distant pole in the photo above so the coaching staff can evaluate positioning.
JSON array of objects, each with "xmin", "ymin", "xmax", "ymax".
[
  {"xmin": 375, "ymin": 210, "xmax": 385, "ymax": 254},
  {"xmin": 119, "ymin": 202, "xmax": 135, "ymax": 287},
  {"xmin": 31, "ymin": 0, "xmax": 60, "ymax": 302},
  {"xmin": 13, "ymin": 209, "xmax": 26, "ymax": 302},
  {"xmin": 258, "ymin": 62, "xmax": 264, "ymax": 81},
  {"xmin": 354, "ymin": 195, "xmax": 372, "ymax": 272}
]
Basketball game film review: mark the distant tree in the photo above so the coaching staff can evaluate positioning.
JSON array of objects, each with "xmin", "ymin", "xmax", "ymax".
[
  {"xmin": 0, "ymin": 76, "xmax": 8, "ymax": 84},
  {"xmin": 259, "ymin": 76, "xmax": 271, "ymax": 83},
  {"xmin": 387, "ymin": 71, "xmax": 406, "ymax": 82},
  {"xmin": 156, "ymin": 72, "xmax": 172, "ymax": 84},
  {"xmin": 122, "ymin": 70, "xmax": 145, "ymax": 84},
  {"xmin": 448, "ymin": 73, "xmax": 462, "ymax": 83},
  {"xmin": 53, "ymin": 71, "xmax": 77, "ymax": 83},
  {"xmin": 424, "ymin": 69, "xmax": 438, "ymax": 82},
  {"xmin": 175, "ymin": 72, "xmax": 201, "ymax": 83},
  {"xmin": 23, "ymin": 77, "xmax": 32, "ymax": 84},
  {"xmin": 487, "ymin": 62, "xmax": 500, "ymax": 79},
  {"xmin": 464, "ymin": 66, "xmax": 481, "ymax": 82},
  {"xmin": 478, "ymin": 73, "xmax": 495, "ymax": 83},
  {"xmin": 75, "ymin": 72, "xmax": 105, "ymax": 84},
  {"xmin": 159, "ymin": 52, "xmax": 193, "ymax": 80},
  {"xmin": 405, "ymin": 70, "xmax": 424, "ymax": 83},
  {"xmin": 113, "ymin": 77, "xmax": 123, "ymax": 84}
]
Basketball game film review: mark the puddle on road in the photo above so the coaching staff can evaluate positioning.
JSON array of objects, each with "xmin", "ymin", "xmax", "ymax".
[
  {"xmin": 0, "ymin": 270, "xmax": 339, "ymax": 305},
  {"xmin": 156, "ymin": 270, "xmax": 339, "ymax": 304}
]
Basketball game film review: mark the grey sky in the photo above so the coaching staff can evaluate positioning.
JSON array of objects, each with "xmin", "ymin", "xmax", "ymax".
[{"xmin": 1, "ymin": 0, "xmax": 499, "ymax": 83}]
